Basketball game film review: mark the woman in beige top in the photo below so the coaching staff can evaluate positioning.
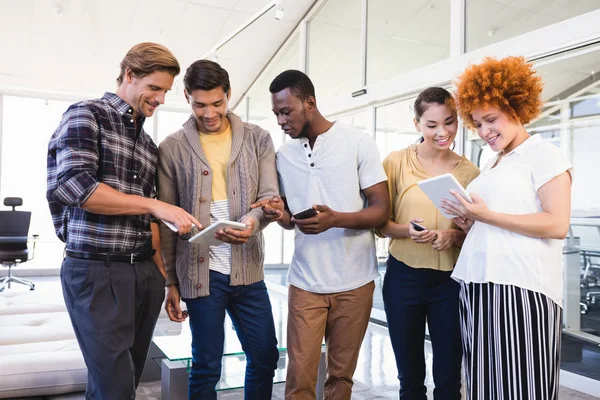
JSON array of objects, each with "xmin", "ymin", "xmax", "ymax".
[{"xmin": 378, "ymin": 87, "xmax": 479, "ymax": 400}]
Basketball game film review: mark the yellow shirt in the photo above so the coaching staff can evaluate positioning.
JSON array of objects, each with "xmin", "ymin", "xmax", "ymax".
[
  {"xmin": 199, "ymin": 126, "xmax": 232, "ymax": 202},
  {"xmin": 383, "ymin": 145, "xmax": 480, "ymax": 271}
]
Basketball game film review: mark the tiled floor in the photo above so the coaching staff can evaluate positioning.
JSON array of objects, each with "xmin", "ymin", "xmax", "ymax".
[
  {"xmin": 267, "ymin": 266, "xmax": 600, "ymax": 384},
  {"xmin": 43, "ymin": 380, "xmax": 600, "ymax": 400},
  {"xmin": 5, "ymin": 273, "xmax": 600, "ymax": 399}
]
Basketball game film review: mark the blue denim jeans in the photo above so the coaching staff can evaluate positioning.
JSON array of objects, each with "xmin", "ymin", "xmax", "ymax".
[
  {"xmin": 183, "ymin": 271, "xmax": 279, "ymax": 400},
  {"xmin": 383, "ymin": 255, "xmax": 462, "ymax": 400}
]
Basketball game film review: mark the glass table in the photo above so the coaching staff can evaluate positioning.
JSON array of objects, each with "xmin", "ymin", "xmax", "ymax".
[{"xmin": 153, "ymin": 290, "xmax": 326, "ymax": 399}]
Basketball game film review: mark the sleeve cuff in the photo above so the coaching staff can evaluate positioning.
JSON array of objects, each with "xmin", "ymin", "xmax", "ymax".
[
  {"xmin": 53, "ymin": 173, "xmax": 99, "ymax": 207},
  {"xmin": 165, "ymin": 272, "xmax": 179, "ymax": 287}
]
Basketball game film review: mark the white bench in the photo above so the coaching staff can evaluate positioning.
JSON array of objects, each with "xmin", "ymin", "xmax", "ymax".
[{"xmin": 0, "ymin": 289, "xmax": 179, "ymax": 399}]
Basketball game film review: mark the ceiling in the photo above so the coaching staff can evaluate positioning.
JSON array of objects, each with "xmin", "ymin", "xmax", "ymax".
[
  {"xmin": 536, "ymin": 47, "xmax": 600, "ymax": 101},
  {"xmin": 0, "ymin": 0, "xmax": 316, "ymax": 107},
  {"xmin": 0, "ymin": 0, "xmax": 598, "ymax": 114}
]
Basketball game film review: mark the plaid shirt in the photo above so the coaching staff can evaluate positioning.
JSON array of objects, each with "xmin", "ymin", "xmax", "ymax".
[{"xmin": 47, "ymin": 92, "xmax": 158, "ymax": 253}]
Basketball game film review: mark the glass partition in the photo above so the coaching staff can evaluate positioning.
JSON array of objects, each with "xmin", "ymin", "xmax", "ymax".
[
  {"xmin": 1, "ymin": 96, "xmax": 73, "ymax": 268},
  {"xmin": 156, "ymin": 110, "xmax": 190, "ymax": 145},
  {"xmin": 367, "ymin": 0, "xmax": 450, "ymax": 85},
  {"xmin": 308, "ymin": 0, "xmax": 362, "ymax": 104},
  {"xmin": 375, "ymin": 98, "xmax": 420, "ymax": 159}
]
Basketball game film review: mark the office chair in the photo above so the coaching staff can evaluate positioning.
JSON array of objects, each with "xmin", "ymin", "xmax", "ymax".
[{"xmin": 0, "ymin": 197, "xmax": 37, "ymax": 291}]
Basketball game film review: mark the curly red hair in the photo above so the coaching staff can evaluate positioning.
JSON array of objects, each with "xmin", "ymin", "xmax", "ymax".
[{"xmin": 455, "ymin": 56, "xmax": 544, "ymax": 130}]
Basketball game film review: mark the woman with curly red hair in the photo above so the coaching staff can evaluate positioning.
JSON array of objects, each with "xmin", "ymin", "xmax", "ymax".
[{"xmin": 441, "ymin": 56, "xmax": 572, "ymax": 399}]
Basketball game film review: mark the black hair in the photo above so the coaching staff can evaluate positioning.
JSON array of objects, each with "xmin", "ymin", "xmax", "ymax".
[
  {"xmin": 414, "ymin": 87, "xmax": 457, "ymax": 149},
  {"xmin": 183, "ymin": 60, "xmax": 230, "ymax": 94},
  {"xmin": 413, "ymin": 87, "xmax": 455, "ymax": 121},
  {"xmin": 269, "ymin": 70, "xmax": 316, "ymax": 100}
]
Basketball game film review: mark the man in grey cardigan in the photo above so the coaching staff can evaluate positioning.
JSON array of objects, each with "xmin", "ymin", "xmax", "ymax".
[{"xmin": 157, "ymin": 60, "xmax": 280, "ymax": 399}]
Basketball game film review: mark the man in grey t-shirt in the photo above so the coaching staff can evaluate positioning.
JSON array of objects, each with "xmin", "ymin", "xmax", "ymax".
[{"xmin": 252, "ymin": 70, "xmax": 389, "ymax": 399}]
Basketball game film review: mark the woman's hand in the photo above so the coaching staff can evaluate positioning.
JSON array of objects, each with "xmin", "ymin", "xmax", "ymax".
[
  {"xmin": 440, "ymin": 191, "xmax": 491, "ymax": 223},
  {"xmin": 408, "ymin": 218, "xmax": 437, "ymax": 244},
  {"xmin": 431, "ymin": 229, "xmax": 456, "ymax": 251},
  {"xmin": 452, "ymin": 217, "xmax": 474, "ymax": 233}
]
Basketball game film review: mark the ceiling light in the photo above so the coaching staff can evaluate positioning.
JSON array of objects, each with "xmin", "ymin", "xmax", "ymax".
[
  {"xmin": 275, "ymin": 0, "xmax": 284, "ymax": 20},
  {"xmin": 51, "ymin": 0, "xmax": 64, "ymax": 15}
]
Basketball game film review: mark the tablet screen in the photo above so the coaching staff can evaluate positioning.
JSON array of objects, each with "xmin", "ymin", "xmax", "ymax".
[{"xmin": 417, "ymin": 173, "xmax": 471, "ymax": 219}]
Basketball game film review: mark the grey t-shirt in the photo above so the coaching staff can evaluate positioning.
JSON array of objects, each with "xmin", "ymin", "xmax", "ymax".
[{"xmin": 276, "ymin": 121, "xmax": 387, "ymax": 293}]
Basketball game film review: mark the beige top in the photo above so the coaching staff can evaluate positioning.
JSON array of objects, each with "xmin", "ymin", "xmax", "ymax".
[
  {"xmin": 199, "ymin": 125, "xmax": 232, "ymax": 202},
  {"xmin": 383, "ymin": 145, "xmax": 480, "ymax": 271}
]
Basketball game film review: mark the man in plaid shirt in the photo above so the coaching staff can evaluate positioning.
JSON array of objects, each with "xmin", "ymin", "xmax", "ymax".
[{"xmin": 46, "ymin": 42, "xmax": 200, "ymax": 399}]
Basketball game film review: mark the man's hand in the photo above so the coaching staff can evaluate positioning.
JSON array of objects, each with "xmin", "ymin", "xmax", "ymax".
[
  {"xmin": 408, "ymin": 218, "xmax": 437, "ymax": 244},
  {"xmin": 214, "ymin": 216, "xmax": 256, "ymax": 245},
  {"xmin": 152, "ymin": 201, "xmax": 202, "ymax": 235},
  {"xmin": 431, "ymin": 229, "xmax": 456, "ymax": 251},
  {"xmin": 292, "ymin": 205, "xmax": 338, "ymax": 234},
  {"xmin": 250, "ymin": 196, "xmax": 285, "ymax": 222},
  {"xmin": 165, "ymin": 285, "xmax": 188, "ymax": 323}
]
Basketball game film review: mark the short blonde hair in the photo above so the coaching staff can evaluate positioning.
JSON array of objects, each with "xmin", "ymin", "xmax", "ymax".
[
  {"xmin": 116, "ymin": 42, "xmax": 180, "ymax": 85},
  {"xmin": 455, "ymin": 56, "xmax": 544, "ymax": 129}
]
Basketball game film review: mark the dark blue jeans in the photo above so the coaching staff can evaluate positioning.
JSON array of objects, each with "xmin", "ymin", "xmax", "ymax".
[
  {"xmin": 383, "ymin": 256, "xmax": 462, "ymax": 400},
  {"xmin": 183, "ymin": 271, "xmax": 279, "ymax": 400}
]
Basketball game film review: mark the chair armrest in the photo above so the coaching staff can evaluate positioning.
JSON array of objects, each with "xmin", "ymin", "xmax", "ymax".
[{"xmin": 0, "ymin": 236, "xmax": 29, "ymax": 243}]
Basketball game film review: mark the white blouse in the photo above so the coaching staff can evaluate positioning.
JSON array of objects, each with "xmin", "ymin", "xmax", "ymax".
[{"xmin": 452, "ymin": 135, "xmax": 573, "ymax": 307}]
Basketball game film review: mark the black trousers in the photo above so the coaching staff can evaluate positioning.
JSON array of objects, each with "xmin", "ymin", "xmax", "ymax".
[
  {"xmin": 383, "ymin": 256, "xmax": 462, "ymax": 400},
  {"xmin": 60, "ymin": 256, "xmax": 166, "ymax": 400}
]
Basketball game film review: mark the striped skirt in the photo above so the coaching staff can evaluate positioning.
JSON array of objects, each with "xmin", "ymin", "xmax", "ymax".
[{"xmin": 458, "ymin": 281, "xmax": 562, "ymax": 400}]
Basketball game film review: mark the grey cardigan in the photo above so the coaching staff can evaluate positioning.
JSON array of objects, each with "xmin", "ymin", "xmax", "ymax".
[{"xmin": 157, "ymin": 112, "xmax": 278, "ymax": 298}]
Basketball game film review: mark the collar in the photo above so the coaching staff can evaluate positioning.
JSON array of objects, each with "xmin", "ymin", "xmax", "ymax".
[
  {"xmin": 298, "ymin": 120, "xmax": 339, "ymax": 146},
  {"xmin": 183, "ymin": 111, "xmax": 242, "ymax": 135},
  {"xmin": 182, "ymin": 111, "xmax": 244, "ymax": 165},
  {"xmin": 102, "ymin": 92, "xmax": 137, "ymax": 117},
  {"xmin": 504, "ymin": 134, "xmax": 541, "ymax": 157}
]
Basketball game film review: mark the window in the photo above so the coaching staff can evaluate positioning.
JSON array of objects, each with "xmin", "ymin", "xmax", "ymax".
[
  {"xmin": 572, "ymin": 97, "xmax": 600, "ymax": 118},
  {"xmin": 367, "ymin": 0, "xmax": 450, "ymax": 85},
  {"xmin": 308, "ymin": 0, "xmax": 362, "ymax": 104},
  {"xmin": 337, "ymin": 109, "xmax": 371, "ymax": 136},
  {"xmin": 156, "ymin": 110, "xmax": 190, "ymax": 144},
  {"xmin": 1, "ymin": 96, "xmax": 74, "ymax": 268},
  {"xmin": 375, "ymin": 98, "xmax": 420, "ymax": 158},
  {"xmin": 467, "ymin": 1, "xmax": 599, "ymax": 51}
]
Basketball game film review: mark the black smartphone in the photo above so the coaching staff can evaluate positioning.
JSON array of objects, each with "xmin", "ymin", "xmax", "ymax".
[
  {"xmin": 293, "ymin": 207, "xmax": 318, "ymax": 220},
  {"xmin": 411, "ymin": 221, "xmax": 427, "ymax": 231}
]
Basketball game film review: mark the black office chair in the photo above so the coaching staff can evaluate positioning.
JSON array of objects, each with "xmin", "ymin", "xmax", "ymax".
[{"xmin": 0, "ymin": 197, "xmax": 37, "ymax": 291}]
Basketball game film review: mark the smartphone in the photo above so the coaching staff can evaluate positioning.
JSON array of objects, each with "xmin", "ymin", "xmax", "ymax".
[
  {"xmin": 411, "ymin": 221, "xmax": 427, "ymax": 232},
  {"xmin": 293, "ymin": 207, "xmax": 318, "ymax": 220}
]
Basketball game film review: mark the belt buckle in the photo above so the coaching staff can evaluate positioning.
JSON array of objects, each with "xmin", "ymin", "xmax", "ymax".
[{"xmin": 130, "ymin": 253, "xmax": 136, "ymax": 264}]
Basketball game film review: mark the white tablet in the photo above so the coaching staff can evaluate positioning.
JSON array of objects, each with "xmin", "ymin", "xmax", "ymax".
[
  {"xmin": 161, "ymin": 220, "xmax": 197, "ymax": 232},
  {"xmin": 188, "ymin": 220, "xmax": 248, "ymax": 246},
  {"xmin": 417, "ymin": 173, "xmax": 472, "ymax": 219}
]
